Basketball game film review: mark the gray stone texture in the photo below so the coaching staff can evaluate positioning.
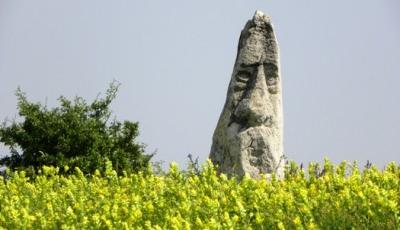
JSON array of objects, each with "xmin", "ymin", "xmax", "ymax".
[{"xmin": 210, "ymin": 10, "xmax": 284, "ymax": 179}]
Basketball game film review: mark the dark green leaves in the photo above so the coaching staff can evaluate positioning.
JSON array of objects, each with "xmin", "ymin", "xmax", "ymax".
[{"xmin": 0, "ymin": 81, "xmax": 151, "ymax": 176}]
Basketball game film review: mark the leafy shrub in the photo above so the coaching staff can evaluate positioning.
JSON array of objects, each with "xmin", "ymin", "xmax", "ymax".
[
  {"xmin": 0, "ymin": 160, "xmax": 398, "ymax": 229},
  {"xmin": 0, "ymin": 82, "xmax": 151, "ymax": 175}
]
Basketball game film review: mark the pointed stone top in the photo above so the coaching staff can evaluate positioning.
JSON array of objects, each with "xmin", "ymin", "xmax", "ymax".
[
  {"xmin": 253, "ymin": 10, "xmax": 271, "ymax": 25},
  {"xmin": 254, "ymin": 10, "xmax": 265, "ymax": 18}
]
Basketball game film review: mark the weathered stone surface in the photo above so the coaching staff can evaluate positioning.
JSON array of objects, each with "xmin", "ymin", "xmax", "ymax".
[{"xmin": 210, "ymin": 10, "xmax": 284, "ymax": 179}]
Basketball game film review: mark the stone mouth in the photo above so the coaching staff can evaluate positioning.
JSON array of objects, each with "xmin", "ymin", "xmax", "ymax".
[{"xmin": 229, "ymin": 117, "xmax": 273, "ymax": 134}]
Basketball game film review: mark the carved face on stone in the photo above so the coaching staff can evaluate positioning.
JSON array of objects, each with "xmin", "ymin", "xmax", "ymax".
[
  {"xmin": 210, "ymin": 10, "xmax": 284, "ymax": 179},
  {"xmin": 230, "ymin": 28, "xmax": 280, "ymax": 129}
]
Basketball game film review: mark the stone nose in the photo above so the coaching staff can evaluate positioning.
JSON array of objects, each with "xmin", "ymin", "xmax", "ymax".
[
  {"xmin": 234, "ymin": 65, "xmax": 271, "ymax": 126},
  {"xmin": 249, "ymin": 64, "xmax": 268, "ymax": 99}
]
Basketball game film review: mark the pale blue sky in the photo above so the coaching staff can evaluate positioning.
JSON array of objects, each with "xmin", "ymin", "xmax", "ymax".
[{"xmin": 1, "ymin": 0, "xmax": 399, "ymax": 168}]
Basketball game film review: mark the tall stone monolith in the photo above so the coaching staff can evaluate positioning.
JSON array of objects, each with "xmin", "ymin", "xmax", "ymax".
[{"xmin": 210, "ymin": 10, "xmax": 284, "ymax": 179}]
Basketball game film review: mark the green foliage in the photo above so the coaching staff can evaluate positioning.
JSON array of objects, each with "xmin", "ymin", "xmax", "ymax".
[
  {"xmin": 0, "ymin": 82, "xmax": 151, "ymax": 175},
  {"xmin": 0, "ymin": 160, "xmax": 398, "ymax": 229}
]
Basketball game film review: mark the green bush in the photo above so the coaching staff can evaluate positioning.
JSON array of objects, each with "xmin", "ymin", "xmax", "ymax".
[{"xmin": 0, "ymin": 82, "xmax": 152, "ymax": 175}]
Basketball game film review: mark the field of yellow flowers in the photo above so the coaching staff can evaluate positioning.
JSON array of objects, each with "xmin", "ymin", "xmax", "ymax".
[{"xmin": 0, "ymin": 160, "xmax": 399, "ymax": 229}]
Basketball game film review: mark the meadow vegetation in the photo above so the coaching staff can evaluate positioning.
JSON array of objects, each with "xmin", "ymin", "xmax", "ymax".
[{"xmin": 0, "ymin": 160, "xmax": 398, "ymax": 229}]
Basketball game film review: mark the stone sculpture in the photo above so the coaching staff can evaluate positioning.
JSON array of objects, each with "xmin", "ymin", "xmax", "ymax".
[{"xmin": 210, "ymin": 10, "xmax": 284, "ymax": 179}]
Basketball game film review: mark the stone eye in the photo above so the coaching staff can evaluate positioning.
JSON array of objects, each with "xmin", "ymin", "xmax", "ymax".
[
  {"xmin": 234, "ymin": 71, "xmax": 251, "ymax": 91},
  {"xmin": 236, "ymin": 71, "xmax": 251, "ymax": 83},
  {"xmin": 266, "ymin": 77, "xmax": 277, "ymax": 85},
  {"xmin": 263, "ymin": 63, "xmax": 278, "ymax": 83}
]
